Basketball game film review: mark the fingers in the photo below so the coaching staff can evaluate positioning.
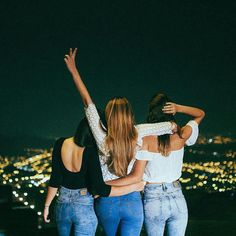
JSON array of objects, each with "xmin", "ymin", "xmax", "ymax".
[
  {"xmin": 44, "ymin": 214, "xmax": 50, "ymax": 223},
  {"xmin": 162, "ymin": 106, "xmax": 175, "ymax": 114},
  {"xmin": 163, "ymin": 105, "xmax": 173, "ymax": 110},
  {"xmin": 72, "ymin": 48, "xmax": 77, "ymax": 58},
  {"xmin": 68, "ymin": 48, "xmax": 77, "ymax": 56},
  {"xmin": 163, "ymin": 110, "xmax": 175, "ymax": 114},
  {"xmin": 162, "ymin": 107, "xmax": 173, "ymax": 112},
  {"xmin": 64, "ymin": 48, "xmax": 77, "ymax": 62}
]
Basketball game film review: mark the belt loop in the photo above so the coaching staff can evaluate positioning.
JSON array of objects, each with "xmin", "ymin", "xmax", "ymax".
[
  {"xmin": 162, "ymin": 183, "xmax": 167, "ymax": 191},
  {"xmin": 173, "ymin": 180, "xmax": 181, "ymax": 188},
  {"xmin": 80, "ymin": 188, "xmax": 88, "ymax": 196}
]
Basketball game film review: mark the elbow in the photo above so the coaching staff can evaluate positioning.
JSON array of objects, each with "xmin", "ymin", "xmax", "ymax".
[{"xmin": 200, "ymin": 109, "xmax": 205, "ymax": 119}]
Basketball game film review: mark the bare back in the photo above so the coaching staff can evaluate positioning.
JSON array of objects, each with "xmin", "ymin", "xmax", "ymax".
[
  {"xmin": 144, "ymin": 133, "xmax": 186, "ymax": 153},
  {"xmin": 61, "ymin": 137, "xmax": 85, "ymax": 172}
]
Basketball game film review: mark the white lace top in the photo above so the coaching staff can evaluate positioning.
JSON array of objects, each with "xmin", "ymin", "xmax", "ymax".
[
  {"xmin": 135, "ymin": 120, "xmax": 199, "ymax": 183},
  {"xmin": 85, "ymin": 103, "xmax": 174, "ymax": 181}
]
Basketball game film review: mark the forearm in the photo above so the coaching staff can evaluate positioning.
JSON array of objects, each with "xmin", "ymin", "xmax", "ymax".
[
  {"xmin": 137, "ymin": 122, "xmax": 173, "ymax": 138},
  {"xmin": 106, "ymin": 175, "xmax": 141, "ymax": 186},
  {"xmin": 177, "ymin": 105, "xmax": 205, "ymax": 124},
  {"xmin": 109, "ymin": 184, "xmax": 138, "ymax": 197},
  {"xmin": 45, "ymin": 186, "xmax": 58, "ymax": 207},
  {"xmin": 71, "ymin": 70, "xmax": 93, "ymax": 107},
  {"xmin": 85, "ymin": 104, "xmax": 107, "ymax": 154}
]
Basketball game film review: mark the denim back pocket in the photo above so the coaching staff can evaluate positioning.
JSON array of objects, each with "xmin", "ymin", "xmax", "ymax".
[
  {"xmin": 172, "ymin": 190, "xmax": 188, "ymax": 214},
  {"xmin": 144, "ymin": 196, "xmax": 162, "ymax": 219}
]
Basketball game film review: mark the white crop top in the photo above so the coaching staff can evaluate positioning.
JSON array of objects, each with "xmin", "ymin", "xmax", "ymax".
[
  {"xmin": 135, "ymin": 120, "xmax": 199, "ymax": 183},
  {"xmin": 85, "ymin": 103, "xmax": 174, "ymax": 181}
]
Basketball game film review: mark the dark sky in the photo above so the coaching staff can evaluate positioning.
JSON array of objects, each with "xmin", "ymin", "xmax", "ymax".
[{"xmin": 0, "ymin": 0, "xmax": 235, "ymax": 139}]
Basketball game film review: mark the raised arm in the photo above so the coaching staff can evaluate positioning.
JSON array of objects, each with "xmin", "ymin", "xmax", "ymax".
[
  {"xmin": 163, "ymin": 102, "xmax": 205, "ymax": 141},
  {"xmin": 64, "ymin": 48, "xmax": 106, "ymax": 152},
  {"xmin": 64, "ymin": 48, "xmax": 92, "ymax": 107},
  {"xmin": 163, "ymin": 103, "xmax": 205, "ymax": 125}
]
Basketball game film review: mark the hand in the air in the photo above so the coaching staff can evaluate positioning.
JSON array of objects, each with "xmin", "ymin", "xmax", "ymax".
[{"xmin": 64, "ymin": 48, "xmax": 78, "ymax": 75}]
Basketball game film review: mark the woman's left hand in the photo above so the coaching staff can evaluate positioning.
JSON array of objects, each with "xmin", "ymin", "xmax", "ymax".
[
  {"xmin": 162, "ymin": 102, "xmax": 178, "ymax": 115},
  {"xmin": 44, "ymin": 206, "xmax": 50, "ymax": 223}
]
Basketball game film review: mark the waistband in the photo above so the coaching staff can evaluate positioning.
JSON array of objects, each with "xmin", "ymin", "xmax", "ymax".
[
  {"xmin": 145, "ymin": 180, "xmax": 181, "ymax": 192},
  {"xmin": 98, "ymin": 191, "xmax": 141, "ymax": 200},
  {"xmin": 59, "ymin": 186, "xmax": 89, "ymax": 196}
]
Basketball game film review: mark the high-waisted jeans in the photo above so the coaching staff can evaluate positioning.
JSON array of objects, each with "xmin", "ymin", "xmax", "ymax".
[
  {"xmin": 95, "ymin": 191, "xmax": 144, "ymax": 236},
  {"xmin": 55, "ymin": 186, "xmax": 98, "ymax": 236},
  {"xmin": 144, "ymin": 182, "xmax": 188, "ymax": 236}
]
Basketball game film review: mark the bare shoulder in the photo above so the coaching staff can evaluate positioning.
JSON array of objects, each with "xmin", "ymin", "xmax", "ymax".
[
  {"xmin": 180, "ymin": 125, "xmax": 193, "ymax": 140},
  {"xmin": 63, "ymin": 137, "xmax": 74, "ymax": 147},
  {"xmin": 61, "ymin": 137, "xmax": 75, "ymax": 156},
  {"xmin": 170, "ymin": 133, "xmax": 185, "ymax": 148},
  {"xmin": 142, "ymin": 135, "xmax": 156, "ymax": 144},
  {"xmin": 142, "ymin": 136, "xmax": 157, "ymax": 151}
]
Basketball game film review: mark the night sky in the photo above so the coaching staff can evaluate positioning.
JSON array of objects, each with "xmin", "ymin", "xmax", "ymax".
[{"xmin": 0, "ymin": 1, "xmax": 235, "ymax": 140}]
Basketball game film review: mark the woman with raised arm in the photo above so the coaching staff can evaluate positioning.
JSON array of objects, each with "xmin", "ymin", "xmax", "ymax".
[
  {"xmin": 64, "ymin": 48, "xmax": 175, "ymax": 236},
  {"xmin": 43, "ymin": 117, "xmax": 145, "ymax": 236},
  {"xmin": 107, "ymin": 93, "xmax": 205, "ymax": 236}
]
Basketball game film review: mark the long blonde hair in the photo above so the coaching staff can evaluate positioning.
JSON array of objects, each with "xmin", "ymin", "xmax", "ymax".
[{"xmin": 105, "ymin": 97, "xmax": 138, "ymax": 177}]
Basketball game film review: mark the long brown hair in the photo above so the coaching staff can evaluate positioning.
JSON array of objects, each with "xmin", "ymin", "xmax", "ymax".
[
  {"xmin": 147, "ymin": 93, "xmax": 181, "ymax": 156},
  {"xmin": 105, "ymin": 97, "xmax": 138, "ymax": 177}
]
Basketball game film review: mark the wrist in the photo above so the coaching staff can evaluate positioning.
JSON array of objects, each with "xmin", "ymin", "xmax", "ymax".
[
  {"xmin": 176, "ymin": 104, "xmax": 183, "ymax": 113},
  {"xmin": 71, "ymin": 69, "xmax": 79, "ymax": 77},
  {"xmin": 44, "ymin": 204, "xmax": 50, "ymax": 208}
]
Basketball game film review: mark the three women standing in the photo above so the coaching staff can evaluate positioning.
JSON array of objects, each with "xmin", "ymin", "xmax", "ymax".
[
  {"xmin": 63, "ymin": 48, "xmax": 174, "ymax": 236},
  {"xmin": 45, "ymin": 47, "xmax": 205, "ymax": 236}
]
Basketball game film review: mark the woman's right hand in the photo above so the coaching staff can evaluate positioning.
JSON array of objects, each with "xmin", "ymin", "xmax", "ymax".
[
  {"xmin": 44, "ymin": 206, "xmax": 50, "ymax": 223},
  {"xmin": 133, "ymin": 181, "xmax": 146, "ymax": 192},
  {"xmin": 162, "ymin": 102, "xmax": 178, "ymax": 115},
  {"xmin": 64, "ymin": 48, "xmax": 78, "ymax": 75}
]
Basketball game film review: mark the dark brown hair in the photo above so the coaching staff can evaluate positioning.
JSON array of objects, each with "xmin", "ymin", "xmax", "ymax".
[{"xmin": 147, "ymin": 93, "xmax": 181, "ymax": 156}]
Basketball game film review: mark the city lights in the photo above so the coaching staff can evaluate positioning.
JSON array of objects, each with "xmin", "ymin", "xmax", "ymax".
[{"xmin": 0, "ymin": 134, "xmax": 235, "ymax": 221}]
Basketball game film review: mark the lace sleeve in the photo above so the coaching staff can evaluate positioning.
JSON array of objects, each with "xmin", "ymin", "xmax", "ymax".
[
  {"xmin": 136, "ymin": 122, "xmax": 173, "ymax": 146},
  {"xmin": 84, "ymin": 103, "xmax": 107, "ymax": 154}
]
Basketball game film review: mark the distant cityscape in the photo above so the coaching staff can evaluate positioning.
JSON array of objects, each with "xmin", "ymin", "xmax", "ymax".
[{"xmin": 0, "ymin": 134, "xmax": 235, "ymax": 230}]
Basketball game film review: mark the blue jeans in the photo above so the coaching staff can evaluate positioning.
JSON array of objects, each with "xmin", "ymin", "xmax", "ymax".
[
  {"xmin": 95, "ymin": 191, "xmax": 144, "ymax": 236},
  {"xmin": 144, "ymin": 182, "xmax": 188, "ymax": 236},
  {"xmin": 55, "ymin": 186, "xmax": 98, "ymax": 236}
]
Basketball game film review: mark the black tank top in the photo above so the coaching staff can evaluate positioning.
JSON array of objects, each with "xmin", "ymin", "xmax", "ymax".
[{"xmin": 49, "ymin": 137, "xmax": 111, "ymax": 196}]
